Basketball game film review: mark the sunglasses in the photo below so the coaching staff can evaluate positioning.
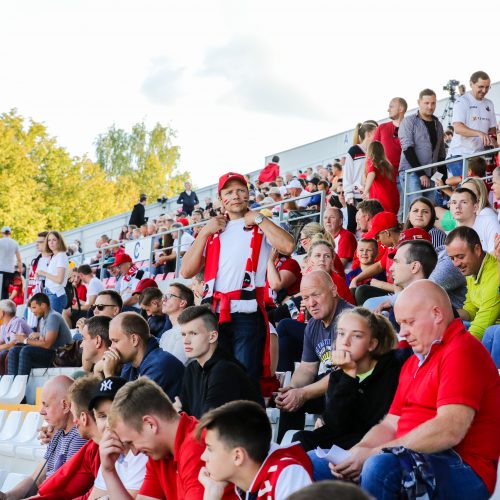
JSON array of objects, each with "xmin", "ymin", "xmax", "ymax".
[{"xmin": 90, "ymin": 304, "xmax": 116, "ymax": 311}]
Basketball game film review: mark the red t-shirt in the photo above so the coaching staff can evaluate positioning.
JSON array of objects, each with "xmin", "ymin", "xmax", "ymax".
[
  {"xmin": 333, "ymin": 228, "xmax": 357, "ymax": 261},
  {"xmin": 36, "ymin": 439, "xmax": 100, "ymax": 500},
  {"xmin": 279, "ymin": 257, "xmax": 302, "ymax": 296},
  {"xmin": 139, "ymin": 413, "xmax": 237, "ymax": 500},
  {"xmin": 373, "ymin": 122, "xmax": 401, "ymax": 170},
  {"xmin": 389, "ymin": 319, "xmax": 500, "ymax": 494},
  {"xmin": 379, "ymin": 249, "xmax": 394, "ymax": 284},
  {"xmin": 330, "ymin": 272, "xmax": 355, "ymax": 305}
]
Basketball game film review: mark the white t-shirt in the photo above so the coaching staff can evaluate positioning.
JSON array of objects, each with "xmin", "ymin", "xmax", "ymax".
[
  {"xmin": 94, "ymin": 451, "xmax": 148, "ymax": 491},
  {"xmin": 159, "ymin": 324, "xmax": 187, "ymax": 364},
  {"xmin": 448, "ymin": 92, "xmax": 497, "ymax": 156},
  {"xmin": 213, "ymin": 218, "xmax": 271, "ymax": 314},
  {"xmin": 86, "ymin": 277, "xmax": 105, "ymax": 302},
  {"xmin": 178, "ymin": 232, "xmax": 195, "ymax": 254},
  {"xmin": 473, "ymin": 209, "xmax": 500, "ymax": 253},
  {"xmin": 45, "ymin": 252, "xmax": 69, "ymax": 297},
  {"xmin": 119, "ymin": 269, "xmax": 149, "ymax": 309},
  {"xmin": 0, "ymin": 237, "xmax": 19, "ymax": 273},
  {"xmin": 296, "ymin": 189, "xmax": 312, "ymax": 208}
]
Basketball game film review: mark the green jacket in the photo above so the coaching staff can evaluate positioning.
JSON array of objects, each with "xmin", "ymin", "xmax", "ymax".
[{"xmin": 464, "ymin": 252, "xmax": 500, "ymax": 340}]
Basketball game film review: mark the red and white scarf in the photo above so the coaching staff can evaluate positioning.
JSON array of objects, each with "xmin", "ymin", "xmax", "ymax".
[
  {"xmin": 203, "ymin": 225, "xmax": 272, "ymax": 379},
  {"xmin": 123, "ymin": 264, "xmax": 139, "ymax": 282}
]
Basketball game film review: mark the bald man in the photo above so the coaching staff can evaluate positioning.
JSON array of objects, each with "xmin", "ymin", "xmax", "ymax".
[
  {"xmin": 330, "ymin": 281, "xmax": 500, "ymax": 499},
  {"xmin": 0, "ymin": 376, "xmax": 87, "ymax": 500},
  {"xmin": 275, "ymin": 271, "xmax": 353, "ymax": 440}
]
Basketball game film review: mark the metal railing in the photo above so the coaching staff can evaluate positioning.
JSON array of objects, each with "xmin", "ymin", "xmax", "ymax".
[
  {"xmin": 402, "ymin": 147, "xmax": 500, "ymax": 219},
  {"xmin": 24, "ymin": 190, "xmax": 326, "ymax": 301}
]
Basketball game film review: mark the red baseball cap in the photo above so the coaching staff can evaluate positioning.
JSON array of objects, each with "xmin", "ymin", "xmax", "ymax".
[
  {"xmin": 113, "ymin": 253, "xmax": 132, "ymax": 267},
  {"xmin": 363, "ymin": 212, "xmax": 399, "ymax": 240},
  {"xmin": 133, "ymin": 278, "xmax": 158, "ymax": 295},
  {"xmin": 177, "ymin": 217, "xmax": 189, "ymax": 227},
  {"xmin": 388, "ymin": 228, "xmax": 432, "ymax": 257},
  {"xmin": 218, "ymin": 172, "xmax": 247, "ymax": 193}
]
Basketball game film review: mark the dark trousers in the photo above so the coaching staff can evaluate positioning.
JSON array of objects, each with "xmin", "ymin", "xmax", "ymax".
[
  {"xmin": 0, "ymin": 350, "xmax": 9, "ymax": 375},
  {"xmin": 0, "ymin": 271, "xmax": 14, "ymax": 300},
  {"xmin": 276, "ymin": 319, "xmax": 306, "ymax": 372},
  {"xmin": 218, "ymin": 311, "xmax": 265, "ymax": 386},
  {"xmin": 355, "ymin": 284, "xmax": 389, "ymax": 306},
  {"xmin": 277, "ymin": 395, "xmax": 325, "ymax": 442},
  {"xmin": 8, "ymin": 345, "xmax": 55, "ymax": 375}
]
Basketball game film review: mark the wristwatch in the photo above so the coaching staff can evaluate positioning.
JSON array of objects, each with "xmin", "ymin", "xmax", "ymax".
[{"xmin": 254, "ymin": 214, "xmax": 266, "ymax": 225}]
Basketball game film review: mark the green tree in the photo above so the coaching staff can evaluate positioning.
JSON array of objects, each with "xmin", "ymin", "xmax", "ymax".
[{"xmin": 95, "ymin": 121, "xmax": 188, "ymax": 199}]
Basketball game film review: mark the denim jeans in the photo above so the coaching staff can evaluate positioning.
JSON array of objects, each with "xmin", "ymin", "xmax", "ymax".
[
  {"xmin": 402, "ymin": 171, "xmax": 435, "ymax": 209},
  {"xmin": 44, "ymin": 289, "xmax": 67, "ymax": 314},
  {"xmin": 276, "ymin": 319, "xmax": 306, "ymax": 372},
  {"xmin": 482, "ymin": 324, "xmax": 500, "ymax": 368},
  {"xmin": 307, "ymin": 450, "xmax": 336, "ymax": 481},
  {"xmin": 7, "ymin": 345, "xmax": 56, "ymax": 375},
  {"xmin": 218, "ymin": 311, "xmax": 265, "ymax": 385},
  {"xmin": 361, "ymin": 450, "xmax": 489, "ymax": 500}
]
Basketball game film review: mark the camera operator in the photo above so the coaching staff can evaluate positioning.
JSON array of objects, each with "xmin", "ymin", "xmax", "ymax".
[{"xmin": 446, "ymin": 71, "xmax": 497, "ymax": 178}]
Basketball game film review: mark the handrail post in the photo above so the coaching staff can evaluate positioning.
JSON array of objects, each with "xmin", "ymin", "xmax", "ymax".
[
  {"xmin": 174, "ymin": 229, "xmax": 183, "ymax": 278},
  {"xmin": 319, "ymin": 190, "xmax": 325, "ymax": 226}
]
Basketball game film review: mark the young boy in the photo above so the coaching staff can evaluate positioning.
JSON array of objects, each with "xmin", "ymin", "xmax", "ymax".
[{"xmin": 197, "ymin": 400, "xmax": 312, "ymax": 500}]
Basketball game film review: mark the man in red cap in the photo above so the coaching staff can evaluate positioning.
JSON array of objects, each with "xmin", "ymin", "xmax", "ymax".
[
  {"xmin": 115, "ymin": 253, "xmax": 149, "ymax": 311},
  {"xmin": 181, "ymin": 172, "xmax": 294, "ymax": 385}
]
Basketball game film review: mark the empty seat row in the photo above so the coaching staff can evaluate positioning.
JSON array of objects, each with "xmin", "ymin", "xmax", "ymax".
[
  {"xmin": 0, "ymin": 471, "xmax": 29, "ymax": 492},
  {"xmin": 0, "ymin": 375, "xmax": 28, "ymax": 405}
]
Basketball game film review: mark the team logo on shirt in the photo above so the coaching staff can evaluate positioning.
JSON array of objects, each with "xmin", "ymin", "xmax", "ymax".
[
  {"xmin": 242, "ymin": 272, "xmax": 252, "ymax": 289},
  {"xmin": 486, "ymin": 106, "xmax": 490, "ymax": 112}
]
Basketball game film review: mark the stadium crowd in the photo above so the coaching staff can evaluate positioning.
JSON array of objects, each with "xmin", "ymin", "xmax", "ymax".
[{"xmin": 0, "ymin": 70, "xmax": 499, "ymax": 499}]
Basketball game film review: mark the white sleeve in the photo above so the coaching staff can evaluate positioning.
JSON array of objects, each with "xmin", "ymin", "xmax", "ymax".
[
  {"xmin": 56, "ymin": 252, "xmax": 69, "ymax": 269},
  {"xmin": 343, "ymin": 153, "xmax": 355, "ymax": 200},
  {"xmin": 121, "ymin": 452, "xmax": 149, "ymax": 490},
  {"xmin": 451, "ymin": 97, "xmax": 467, "ymax": 125},
  {"xmin": 94, "ymin": 465, "xmax": 106, "ymax": 490},
  {"xmin": 275, "ymin": 465, "xmax": 312, "ymax": 498}
]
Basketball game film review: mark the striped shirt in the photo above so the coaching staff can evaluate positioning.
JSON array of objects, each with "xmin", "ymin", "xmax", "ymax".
[{"xmin": 44, "ymin": 426, "xmax": 87, "ymax": 477}]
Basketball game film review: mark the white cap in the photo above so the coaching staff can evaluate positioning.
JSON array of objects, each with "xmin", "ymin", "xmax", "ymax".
[
  {"xmin": 286, "ymin": 179, "xmax": 302, "ymax": 189},
  {"xmin": 1, "ymin": 226, "xmax": 11, "ymax": 233}
]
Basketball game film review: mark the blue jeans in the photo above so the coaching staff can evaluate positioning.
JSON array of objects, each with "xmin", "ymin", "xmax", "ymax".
[
  {"xmin": 402, "ymin": 171, "xmax": 435, "ymax": 209},
  {"xmin": 276, "ymin": 318, "xmax": 306, "ymax": 372},
  {"xmin": 482, "ymin": 325, "xmax": 500, "ymax": 368},
  {"xmin": 361, "ymin": 450, "xmax": 489, "ymax": 500},
  {"xmin": 44, "ymin": 289, "xmax": 67, "ymax": 314},
  {"xmin": 307, "ymin": 451, "xmax": 335, "ymax": 481},
  {"xmin": 218, "ymin": 311, "xmax": 265, "ymax": 385},
  {"xmin": 7, "ymin": 345, "xmax": 56, "ymax": 375}
]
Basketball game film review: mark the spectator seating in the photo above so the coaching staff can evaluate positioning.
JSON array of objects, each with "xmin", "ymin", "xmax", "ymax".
[
  {"xmin": 25, "ymin": 368, "xmax": 80, "ymax": 405},
  {"xmin": 1, "ymin": 472, "xmax": 29, "ymax": 491},
  {"xmin": 266, "ymin": 408, "xmax": 280, "ymax": 443},
  {"xmin": 0, "ymin": 412, "xmax": 44, "ymax": 457},
  {"xmin": 280, "ymin": 413, "xmax": 317, "ymax": 445},
  {"xmin": 0, "ymin": 376, "xmax": 14, "ymax": 398},
  {"xmin": 0, "ymin": 469, "xmax": 7, "ymax": 489},
  {"xmin": 0, "ymin": 376, "xmax": 28, "ymax": 405},
  {"xmin": 0, "ymin": 410, "xmax": 7, "ymax": 431},
  {"xmin": 0, "ymin": 411, "xmax": 24, "ymax": 442}
]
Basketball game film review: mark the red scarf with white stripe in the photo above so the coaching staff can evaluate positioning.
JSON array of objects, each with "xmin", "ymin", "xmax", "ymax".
[{"xmin": 203, "ymin": 225, "xmax": 272, "ymax": 380}]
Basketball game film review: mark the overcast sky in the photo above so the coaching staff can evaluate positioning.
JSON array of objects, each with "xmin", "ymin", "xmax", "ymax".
[{"xmin": 1, "ymin": 0, "xmax": 500, "ymax": 187}]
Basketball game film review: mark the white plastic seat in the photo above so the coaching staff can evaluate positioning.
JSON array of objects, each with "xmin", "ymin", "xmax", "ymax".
[
  {"xmin": 1, "ymin": 472, "xmax": 28, "ymax": 491},
  {"xmin": 0, "ymin": 412, "xmax": 44, "ymax": 456},
  {"xmin": 0, "ymin": 411, "xmax": 24, "ymax": 441},
  {"xmin": 15, "ymin": 443, "xmax": 47, "ymax": 460},
  {"xmin": 0, "ymin": 375, "xmax": 28, "ymax": 404},
  {"xmin": 0, "ymin": 376, "xmax": 14, "ymax": 398},
  {"xmin": 280, "ymin": 429, "xmax": 298, "ymax": 445},
  {"xmin": 0, "ymin": 410, "xmax": 7, "ymax": 432},
  {"xmin": 0, "ymin": 469, "xmax": 7, "ymax": 490},
  {"xmin": 266, "ymin": 408, "xmax": 280, "ymax": 443}
]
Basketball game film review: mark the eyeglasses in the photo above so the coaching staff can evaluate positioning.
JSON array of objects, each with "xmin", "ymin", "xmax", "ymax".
[
  {"xmin": 163, "ymin": 293, "xmax": 182, "ymax": 301},
  {"xmin": 90, "ymin": 304, "xmax": 116, "ymax": 311}
]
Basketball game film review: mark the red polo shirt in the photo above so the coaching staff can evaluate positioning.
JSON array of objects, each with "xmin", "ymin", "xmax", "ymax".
[
  {"xmin": 139, "ymin": 413, "xmax": 237, "ymax": 499},
  {"xmin": 373, "ymin": 122, "xmax": 401, "ymax": 170},
  {"xmin": 389, "ymin": 319, "xmax": 500, "ymax": 494}
]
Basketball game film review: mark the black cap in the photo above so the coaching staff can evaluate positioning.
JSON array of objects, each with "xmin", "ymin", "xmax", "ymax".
[{"xmin": 88, "ymin": 377, "xmax": 127, "ymax": 411}]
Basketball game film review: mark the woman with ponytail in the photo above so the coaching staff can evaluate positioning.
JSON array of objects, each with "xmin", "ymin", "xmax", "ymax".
[
  {"xmin": 363, "ymin": 140, "xmax": 400, "ymax": 214},
  {"xmin": 344, "ymin": 121, "xmax": 378, "ymax": 205}
]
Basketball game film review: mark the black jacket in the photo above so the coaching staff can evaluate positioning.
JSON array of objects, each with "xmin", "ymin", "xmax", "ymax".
[
  {"xmin": 177, "ymin": 191, "xmax": 199, "ymax": 215},
  {"xmin": 180, "ymin": 347, "xmax": 264, "ymax": 418},
  {"xmin": 296, "ymin": 349, "xmax": 409, "ymax": 451},
  {"xmin": 129, "ymin": 202, "xmax": 146, "ymax": 227}
]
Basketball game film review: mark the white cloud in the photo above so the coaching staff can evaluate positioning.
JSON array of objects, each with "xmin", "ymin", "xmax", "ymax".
[
  {"xmin": 142, "ymin": 57, "xmax": 185, "ymax": 106},
  {"xmin": 201, "ymin": 36, "xmax": 327, "ymax": 120}
]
